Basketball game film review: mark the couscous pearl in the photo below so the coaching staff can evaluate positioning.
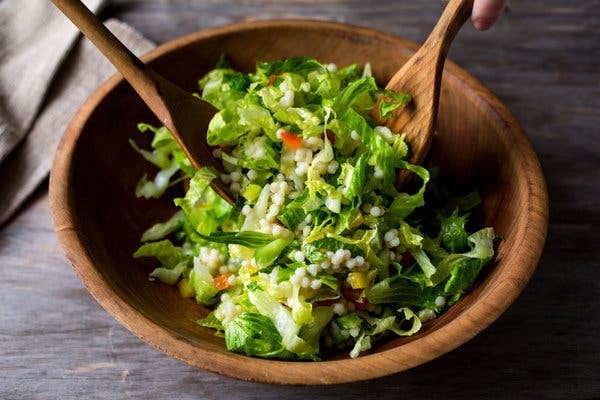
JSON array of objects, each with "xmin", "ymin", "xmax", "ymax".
[
  {"xmin": 435, "ymin": 296, "xmax": 447, "ymax": 307},
  {"xmin": 294, "ymin": 251, "xmax": 305, "ymax": 263},
  {"xmin": 332, "ymin": 302, "xmax": 346, "ymax": 315},
  {"xmin": 384, "ymin": 229, "xmax": 398, "ymax": 241},
  {"xmin": 301, "ymin": 82, "xmax": 310, "ymax": 92},
  {"xmin": 307, "ymin": 264, "xmax": 319, "ymax": 276},
  {"xmin": 349, "ymin": 328, "xmax": 360, "ymax": 337},
  {"xmin": 355, "ymin": 256, "xmax": 365, "ymax": 265},
  {"xmin": 370, "ymin": 206, "xmax": 383, "ymax": 217},
  {"xmin": 373, "ymin": 166, "xmax": 384, "ymax": 179},
  {"xmin": 418, "ymin": 309, "xmax": 436, "ymax": 322},
  {"xmin": 305, "ymin": 137, "xmax": 322, "ymax": 150},
  {"xmin": 350, "ymin": 130, "xmax": 360, "ymax": 141},
  {"xmin": 230, "ymin": 170, "xmax": 241, "ymax": 182},
  {"xmin": 227, "ymin": 275, "xmax": 237, "ymax": 285},
  {"xmin": 389, "ymin": 238, "xmax": 400, "ymax": 248},
  {"xmin": 374, "ymin": 125, "xmax": 395, "ymax": 142},
  {"xmin": 327, "ymin": 161, "xmax": 339, "ymax": 174},
  {"xmin": 301, "ymin": 277, "xmax": 311, "ymax": 288},
  {"xmin": 273, "ymin": 194, "xmax": 285, "ymax": 206},
  {"xmin": 304, "ymin": 214, "xmax": 312, "ymax": 224},
  {"xmin": 261, "ymin": 225, "xmax": 272, "ymax": 234},
  {"xmin": 278, "ymin": 82, "xmax": 288, "ymax": 92},
  {"xmin": 241, "ymin": 205, "xmax": 252, "ymax": 215},
  {"xmin": 325, "ymin": 196, "xmax": 341, "ymax": 213},
  {"xmin": 346, "ymin": 259, "xmax": 357, "ymax": 269},
  {"xmin": 272, "ymin": 224, "xmax": 283, "ymax": 236},
  {"xmin": 276, "ymin": 128, "xmax": 284, "ymax": 139},
  {"xmin": 220, "ymin": 174, "xmax": 231, "ymax": 184},
  {"xmin": 310, "ymin": 279, "xmax": 322, "ymax": 290},
  {"xmin": 295, "ymin": 162, "xmax": 309, "ymax": 176},
  {"xmin": 280, "ymin": 90, "xmax": 294, "ymax": 107},
  {"xmin": 294, "ymin": 149, "xmax": 306, "ymax": 162},
  {"xmin": 290, "ymin": 275, "xmax": 302, "ymax": 285},
  {"xmin": 331, "ymin": 254, "xmax": 343, "ymax": 266},
  {"xmin": 219, "ymin": 266, "xmax": 229, "ymax": 275},
  {"xmin": 230, "ymin": 182, "xmax": 241, "ymax": 193},
  {"xmin": 327, "ymin": 63, "xmax": 338, "ymax": 72}
]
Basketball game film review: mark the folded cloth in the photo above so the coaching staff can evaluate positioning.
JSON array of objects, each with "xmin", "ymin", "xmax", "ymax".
[
  {"xmin": 0, "ymin": 6, "xmax": 155, "ymax": 225},
  {"xmin": 0, "ymin": 0, "xmax": 105, "ymax": 161}
]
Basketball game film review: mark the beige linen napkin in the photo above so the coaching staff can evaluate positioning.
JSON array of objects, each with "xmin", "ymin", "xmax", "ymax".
[{"xmin": 0, "ymin": 2, "xmax": 155, "ymax": 225}]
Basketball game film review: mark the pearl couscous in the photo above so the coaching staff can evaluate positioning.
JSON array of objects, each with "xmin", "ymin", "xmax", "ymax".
[{"xmin": 132, "ymin": 56, "xmax": 495, "ymax": 360}]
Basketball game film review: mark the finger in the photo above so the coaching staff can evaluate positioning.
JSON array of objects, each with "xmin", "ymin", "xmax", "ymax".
[{"xmin": 471, "ymin": 0, "xmax": 507, "ymax": 31}]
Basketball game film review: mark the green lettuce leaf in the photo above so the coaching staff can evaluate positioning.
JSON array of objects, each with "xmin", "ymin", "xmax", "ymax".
[
  {"xmin": 133, "ymin": 240, "xmax": 191, "ymax": 270},
  {"xmin": 200, "ymin": 231, "xmax": 277, "ymax": 248},
  {"xmin": 225, "ymin": 312, "xmax": 295, "ymax": 359},
  {"xmin": 440, "ymin": 209, "xmax": 469, "ymax": 253},
  {"xmin": 248, "ymin": 288, "xmax": 319, "ymax": 360},
  {"xmin": 377, "ymin": 89, "xmax": 412, "ymax": 118}
]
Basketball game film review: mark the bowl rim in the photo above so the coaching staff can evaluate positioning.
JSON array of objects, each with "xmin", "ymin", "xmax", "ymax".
[{"xmin": 49, "ymin": 19, "xmax": 549, "ymax": 385}]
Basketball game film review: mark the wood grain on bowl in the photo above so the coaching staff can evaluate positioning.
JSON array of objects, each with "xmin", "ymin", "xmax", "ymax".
[{"xmin": 49, "ymin": 20, "xmax": 548, "ymax": 385}]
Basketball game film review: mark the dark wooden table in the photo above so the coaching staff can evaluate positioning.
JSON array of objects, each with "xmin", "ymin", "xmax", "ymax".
[{"xmin": 2, "ymin": 1, "xmax": 599, "ymax": 398}]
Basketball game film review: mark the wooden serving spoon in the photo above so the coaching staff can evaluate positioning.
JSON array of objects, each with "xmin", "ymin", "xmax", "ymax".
[
  {"xmin": 50, "ymin": 0, "xmax": 233, "ymax": 202},
  {"xmin": 373, "ymin": 0, "xmax": 474, "ymax": 188}
]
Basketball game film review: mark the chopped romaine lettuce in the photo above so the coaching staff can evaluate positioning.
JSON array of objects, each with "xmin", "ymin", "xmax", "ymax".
[{"xmin": 131, "ymin": 56, "xmax": 496, "ymax": 360}]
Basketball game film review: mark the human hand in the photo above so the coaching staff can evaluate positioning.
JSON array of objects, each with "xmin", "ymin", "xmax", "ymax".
[{"xmin": 471, "ymin": 0, "xmax": 507, "ymax": 31}]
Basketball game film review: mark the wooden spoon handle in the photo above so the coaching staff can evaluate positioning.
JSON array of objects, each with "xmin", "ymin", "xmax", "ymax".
[
  {"xmin": 50, "ymin": 0, "xmax": 167, "ymax": 118},
  {"xmin": 51, "ymin": 0, "xmax": 232, "ymax": 202},
  {"xmin": 382, "ymin": 0, "xmax": 474, "ymax": 189},
  {"xmin": 421, "ymin": 0, "xmax": 474, "ymax": 61},
  {"xmin": 51, "ymin": 0, "xmax": 189, "ymax": 124}
]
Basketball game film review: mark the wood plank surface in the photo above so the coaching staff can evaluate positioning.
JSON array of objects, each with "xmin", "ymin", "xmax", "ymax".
[{"xmin": 1, "ymin": 0, "xmax": 599, "ymax": 398}]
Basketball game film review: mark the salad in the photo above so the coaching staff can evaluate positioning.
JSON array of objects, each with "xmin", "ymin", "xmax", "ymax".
[{"xmin": 130, "ymin": 56, "xmax": 495, "ymax": 360}]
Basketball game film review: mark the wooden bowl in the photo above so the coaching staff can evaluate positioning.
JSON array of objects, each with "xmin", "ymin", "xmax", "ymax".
[{"xmin": 49, "ymin": 20, "xmax": 548, "ymax": 385}]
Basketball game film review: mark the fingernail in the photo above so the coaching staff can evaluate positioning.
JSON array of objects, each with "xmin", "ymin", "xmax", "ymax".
[{"xmin": 473, "ymin": 18, "xmax": 493, "ymax": 31}]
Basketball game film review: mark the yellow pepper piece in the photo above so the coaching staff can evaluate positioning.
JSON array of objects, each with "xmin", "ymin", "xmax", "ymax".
[
  {"xmin": 177, "ymin": 278, "xmax": 195, "ymax": 298},
  {"xmin": 347, "ymin": 271, "xmax": 370, "ymax": 289}
]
